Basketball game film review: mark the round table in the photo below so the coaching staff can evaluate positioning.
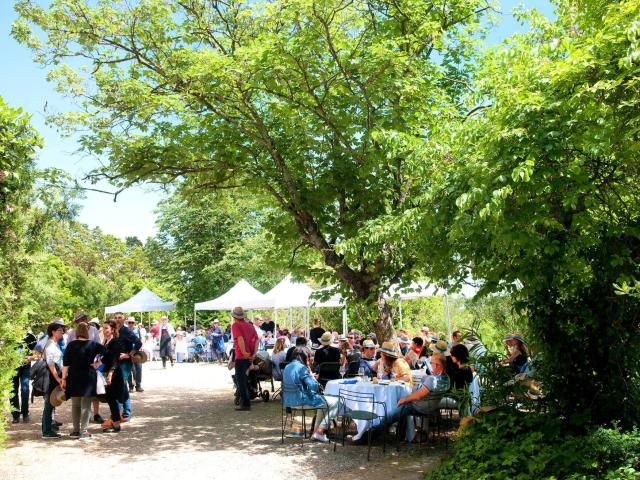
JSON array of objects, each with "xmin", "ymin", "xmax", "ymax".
[{"xmin": 324, "ymin": 379, "xmax": 414, "ymax": 441}]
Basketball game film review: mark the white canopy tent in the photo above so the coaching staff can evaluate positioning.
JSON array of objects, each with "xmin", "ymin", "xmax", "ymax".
[
  {"xmin": 387, "ymin": 281, "xmax": 479, "ymax": 339},
  {"xmin": 194, "ymin": 279, "xmax": 265, "ymax": 311},
  {"xmin": 104, "ymin": 287, "xmax": 175, "ymax": 327},
  {"xmin": 104, "ymin": 287, "xmax": 175, "ymax": 314}
]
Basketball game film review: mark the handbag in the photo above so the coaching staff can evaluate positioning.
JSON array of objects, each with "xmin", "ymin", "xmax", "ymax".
[{"xmin": 96, "ymin": 371, "xmax": 106, "ymax": 395}]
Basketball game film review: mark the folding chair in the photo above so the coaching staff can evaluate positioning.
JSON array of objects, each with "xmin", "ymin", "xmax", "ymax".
[
  {"xmin": 281, "ymin": 383, "xmax": 331, "ymax": 447},
  {"xmin": 334, "ymin": 389, "xmax": 387, "ymax": 461}
]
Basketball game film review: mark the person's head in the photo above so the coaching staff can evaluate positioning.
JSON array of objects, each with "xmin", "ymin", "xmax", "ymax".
[
  {"xmin": 274, "ymin": 337, "xmax": 287, "ymax": 354},
  {"xmin": 362, "ymin": 339, "xmax": 376, "ymax": 359},
  {"xmin": 450, "ymin": 344, "xmax": 470, "ymax": 366},
  {"xmin": 231, "ymin": 306, "xmax": 245, "ymax": 322},
  {"xmin": 73, "ymin": 311, "xmax": 88, "ymax": 324},
  {"xmin": 127, "ymin": 317, "xmax": 136, "ymax": 328},
  {"xmin": 89, "ymin": 318, "xmax": 100, "ymax": 329},
  {"xmin": 254, "ymin": 316, "xmax": 263, "ymax": 326},
  {"xmin": 75, "ymin": 322, "xmax": 90, "ymax": 340},
  {"xmin": 295, "ymin": 336, "xmax": 308, "ymax": 347},
  {"xmin": 47, "ymin": 322, "xmax": 64, "ymax": 340},
  {"xmin": 103, "ymin": 319, "xmax": 118, "ymax": 338},
  {"xmin": 347, "ymin": 333, "xmax": 356, "ymax": 346},
  {"xmin": 411, "ymin": 336, "xmax": 424, "ymax": 349},
  {"xmin": 452, "ymin": 330, "xmax": 463, "ymax": 345},
  {"xmin": 312, "ymin": 318, "xmax": 320, "ymax": 327},
  {"xmin": 379, "ymin": 341, "xmax": 400, "ymax": 365},
  {"xmin": 291, "ymin": 347, "xmax": 309, "ymax": 366},
  {"xmin": 160, "ymin": 316, "xmax": 168, "ymax": 325},
  {"xmin": 319, "ymin": 332, "xmax": 332, "ymax": 347},
  {"xmin": 113, "ymin": 312, "xmax": 125, "ymax": 328},
  {"xmin": 421, "ymin": 326, "xmax": 430, "ymax": 336},
  {"xmin": 429, "ymin": 353, "xmax": 446, "ymax": 374},
  {"xmin": 213, "ymin": 320, "xmax": 220, "ymax": 329}
]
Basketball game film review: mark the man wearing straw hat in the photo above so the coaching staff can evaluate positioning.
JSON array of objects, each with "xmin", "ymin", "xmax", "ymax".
[{"xmin": 230, "ymin": 307, "xmax": 259, "ymax": 411}]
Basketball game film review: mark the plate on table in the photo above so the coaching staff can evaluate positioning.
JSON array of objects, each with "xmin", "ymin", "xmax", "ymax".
[{"xmin": 378, "ymin": 380, "xmax": 391, "ymax": 385}]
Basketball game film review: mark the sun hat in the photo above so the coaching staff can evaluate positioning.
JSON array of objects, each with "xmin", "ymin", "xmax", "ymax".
[
  {"xmin": 362, "ymin": 339, "xmax": 376, "ymax": 349},
  {"xmin": 127, "ymin": 317, "xmax": 135, "ymax": 323},
  {"xmin": 430, "ymin": 340, "xmax": 451, "ymax": 356},
  {"xmin": 53, "ymin": 319, "xmax": 66, "ymax": 326},
  {"xmin": 421, "ymin": 326, "xmax": 430, "ymax": 332},
  {"xmin": 131, "ymin": 351, "xmax": 148, "ymax": 364},
  {"xmin": 231, "ymin": 306, "xmax": 245, "ymax": 319},
  {"xmin": 398, "ymin": 335, "xmax": 410, "ymax": 345},
  {"xmin": 379, "ymin": 341, "xmax": 400, "ymax": 358},
  {"xmin": 213, "ymin": 319, "xmax": 220, "ymax": 324},
  {"xmin": 73, "ymin": 311, "xmax": 88, "ymax": 323},
  {"xmin": 504, "ymin": 333, "xmax": 526, "ymax": 344},
  {"xmin": 319, "ymin": 332, "xmax": 332, "ymax": 346},
  {"xmin": 88, "ymin": 318, "xmax": 100, "ymax": 326},
  {"xmin": 50, "ymin": 385, "xmax": 66, "ymax": 408}
]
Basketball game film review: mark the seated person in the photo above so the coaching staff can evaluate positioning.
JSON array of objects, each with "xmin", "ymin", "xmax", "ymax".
[
  {"xmin": 313, "ymin": 333, "xmax": 341, "ymax": 368},
  {"xmin": 449, "ymin": 344, "xmax": 473, "ymax": 390},
  {"xmin": 398, "ymin": 336, "xmax": 411, "ymax": 355},
  {"xmin": 285, "ymin": 336, "xmax": 309, "ymax": 363},
  {"xmin": 503, "ymin": 333, "xmax": 529, "ymax": 375},
  {"xmin": 358, "ymin": 339, "xmax": 377, "ymax": 376},
  {"xmin": 282, "ymin": 348, "xmax": 339, "ymax": 443},
  {"xmin": 270, "ymin": 337, "xmax": 289, "ymax": 381},
  {"xmin": 373, "ymin": 353, "xmax": 450, "ymax": 438},
  {"xmin": 371, "ymin": 341, "xmax": 413, "ymax": 385}
]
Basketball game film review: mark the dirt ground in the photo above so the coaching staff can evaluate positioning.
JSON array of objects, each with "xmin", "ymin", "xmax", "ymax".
[{"xmin": 1, "ymin": 361, "xmax": 445, "ymax": 480}]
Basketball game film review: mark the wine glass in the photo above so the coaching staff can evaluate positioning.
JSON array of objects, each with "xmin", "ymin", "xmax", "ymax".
[{"xmin": 339, "ymin": 364, "xmax": 346, "ymax": 379}]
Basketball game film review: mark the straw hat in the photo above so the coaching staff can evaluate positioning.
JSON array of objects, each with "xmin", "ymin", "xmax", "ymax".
[
  {"xmin": 50, "ymin": 385, "xmax": 66, "ymax": 408},
  {"xmin": 319, "ymin": 332, "xmax": 332, "ymax": 346},
  {"xmin": 379, "ymin": 341, "xmax": 400, "ymax": 359},
  {"xmin": 131, "ymin": 351, "xmax": 148, "ymax": 364},
  {"xmin": 430, "ymin": 340, "xmax": 451, "ymax": 356},
  {"xmin": 398, "ymin": 335, "xmax": 410, "ymax": 345},
  {"xmin": 231, "ymin": 306, "xmax": 245, "ymax": 319}
]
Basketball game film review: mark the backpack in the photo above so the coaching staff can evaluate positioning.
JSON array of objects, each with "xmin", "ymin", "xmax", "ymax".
[{"xmin": 30, "ymin": 358, "xmax": 50, "ymax": 397}]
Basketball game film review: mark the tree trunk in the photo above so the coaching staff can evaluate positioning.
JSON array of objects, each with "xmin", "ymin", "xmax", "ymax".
[{"xmin": 374, "ymin": 293, "xmax": 395, "ymax": 343}]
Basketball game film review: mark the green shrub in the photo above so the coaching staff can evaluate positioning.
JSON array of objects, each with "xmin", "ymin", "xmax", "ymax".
[{"xmin": 425, "ymin": 409, "xmax": 640, "ymax": 480}]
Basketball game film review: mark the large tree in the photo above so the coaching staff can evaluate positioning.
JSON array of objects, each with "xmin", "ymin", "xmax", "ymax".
[
  {"xmin": 14, "ymin": 0, "xmax": 491, "ymax": 339},
  {"xmin": 424, "ymin": 0, "xmax": 640, "ymax": 426}
]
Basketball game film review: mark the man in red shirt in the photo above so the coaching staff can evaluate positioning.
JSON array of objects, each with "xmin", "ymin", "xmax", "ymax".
[{"xmin": 230, "ymin": 306, "xmax": 259, "ymax": 411}]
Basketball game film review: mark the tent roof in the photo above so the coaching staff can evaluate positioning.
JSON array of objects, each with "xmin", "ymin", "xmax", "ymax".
[
  {"xmin": 194, "ymin": 279, "xmax": 265, "ymax": 311},
  {"xmin": 387, "ymin": 280, "xmax": 479, "ymax": 300},
  {"xmin": 104, "ymin": 287, "xmax": 175, "ymax": 314},
  {"xmin": 243, "ymin": 274, "xmax": 314, "ymax": 309}
]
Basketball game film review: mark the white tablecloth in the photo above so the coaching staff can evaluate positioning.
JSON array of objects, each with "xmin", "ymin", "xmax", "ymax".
[{"xmin": 324, "ymin": 379, "xmax": 413, "ymax": 441}]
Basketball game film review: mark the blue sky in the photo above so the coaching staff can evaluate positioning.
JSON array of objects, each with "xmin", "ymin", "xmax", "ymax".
[{"xmin": 0, "ymin": 0, "xmax": 555, "ymax": 241}]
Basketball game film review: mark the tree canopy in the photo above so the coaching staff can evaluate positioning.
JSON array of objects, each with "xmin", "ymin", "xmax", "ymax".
[{"xmin": 13, "ymin": 0, "xmax": 493, "ymax": 338}]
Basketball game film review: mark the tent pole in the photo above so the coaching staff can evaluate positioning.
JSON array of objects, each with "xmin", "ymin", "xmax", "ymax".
[
  {"xmin": 444, "ymin": 292, "xmax": 452, "ymax": 341},
  {"xmin": 342, "ymin": 306, "xmax": 348, "ymax": 336},
  {"xmin": 193, "ymin": 306, "xmax": 196, "ymax": 332},
  {"xmin": 399, "ymin": 300, "xmax": 403, "ymax": 329}
]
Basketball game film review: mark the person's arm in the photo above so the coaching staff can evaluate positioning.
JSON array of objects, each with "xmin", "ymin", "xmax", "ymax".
[
  {"xmin": 47, "ymin": 352, "xmax": 63, "ymax": 386},
  {"xmin": 398, "ymin": 385, "xmax": 429, "ymax": 406},
  {"xmin": 61, "ymin": 365, "xmax": 69, "ymax": 389}
]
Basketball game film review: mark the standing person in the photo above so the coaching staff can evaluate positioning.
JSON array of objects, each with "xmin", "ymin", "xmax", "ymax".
[
  {"xmin": 230, "ymin": 307, "xmax": 258, "ymax": 411},
  {"xmin": 309, "ymin": 319, "xmax": 325, "ymax": 345},
  {"xmin": 62, "ymin": 322, "xmax": 106, "ymax": 439},
  {"xmin": 174, "ymin": 330, "xmax": 188, "ymax": 362},
  {"xmin": 67, "ymin": 311, "xmax": 101, "ymax": 343},
  {"xmin": 101, "ymin": 320, "xmax": 125, "ymax": 433},
  {"xmin": 149, "ymin": 320, "xmax": 160, "ymax": 339},
  {"xmin": 113, "ymin": 313, "xmax": 141, "ymax": 421},
  {"xmin": 127, "ymin": 317, "xmax": 144, "ymax": 392},
  {"xmin": 11, "ymin": 332, "xmax": 37, "ymax": 423},
  {"xmin": 260, "ymin": 316, "xmax": 276, "ymax": 336},
  {"xmin": 159, "ymin": 316, "xmax": 175, "ymax": 368},
  {"xmin": 42, "ymin": 322, "xmax": 65, "ymax": 439},
  {"xmin": 210, "ymin": 320, "xmax": 226, "ymax": 364}
]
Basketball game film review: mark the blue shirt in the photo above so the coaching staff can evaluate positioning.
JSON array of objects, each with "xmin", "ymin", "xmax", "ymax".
[{"xmin": 282, "ymin": 360, "xmax": 325, "ymax": 408}]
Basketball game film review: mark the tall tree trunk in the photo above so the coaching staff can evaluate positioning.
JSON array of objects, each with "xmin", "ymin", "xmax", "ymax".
[{"xmin": 374, "ymin": 293, "xmax": 395, "ymax": 343}]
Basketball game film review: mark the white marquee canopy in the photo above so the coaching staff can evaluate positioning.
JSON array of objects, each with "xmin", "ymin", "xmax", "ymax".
[
  {"xmin": 104, "ymin": 287, "xmax": 175, "ymax": 314},
  {"xmin": 194, "ymin": 279, "xmax": 265, "ymax": 311}
]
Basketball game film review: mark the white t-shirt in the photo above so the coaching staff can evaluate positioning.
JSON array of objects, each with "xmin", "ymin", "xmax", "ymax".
[{"xmin": 44, "ymin": 341, "xmax": 63, "ymax": 370}]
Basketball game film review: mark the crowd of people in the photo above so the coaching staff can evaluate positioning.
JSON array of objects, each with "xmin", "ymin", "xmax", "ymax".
[
  {"xmin": 227, "ymin": 306, "xmax": 529, "ymax": 445},
  {"xmin": 10, "ymin": 305, "xmax": 529, "ymax": 445},
  {"xmin": 11, "ymin": 311, "xmax": 144, "ymax": 439}
]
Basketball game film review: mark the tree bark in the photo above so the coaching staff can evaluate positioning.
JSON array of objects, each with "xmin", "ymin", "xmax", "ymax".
[{"xmin": 374, "ymin": 293, "xmax": 395, "ymax": 343}]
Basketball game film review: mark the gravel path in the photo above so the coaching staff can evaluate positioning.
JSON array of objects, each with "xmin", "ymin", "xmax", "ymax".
[{"xmin": 1, "ymin": 362, "xmax": 444, "ymax": 480}]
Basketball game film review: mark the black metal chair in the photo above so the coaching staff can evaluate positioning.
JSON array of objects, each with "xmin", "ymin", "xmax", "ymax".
[
  {"xmin": 396, "ymin": 393, "xmax": 447, "ymax": 451},
  {"xmin": 334, "ymin": 388, "xmax": 387, "ymax": 461},
  {"xmin": 281, "ymin": 383, "xmax": 331, "ymax": 447},
  {"xmin": 345, "ymin": 360, "xmax": 363, "ymax": 378}
]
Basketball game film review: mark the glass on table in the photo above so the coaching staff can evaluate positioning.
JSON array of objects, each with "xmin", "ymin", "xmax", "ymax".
[{"xmin": 339, "ymin": 363, "xmax": 346, "ymax": 379}]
